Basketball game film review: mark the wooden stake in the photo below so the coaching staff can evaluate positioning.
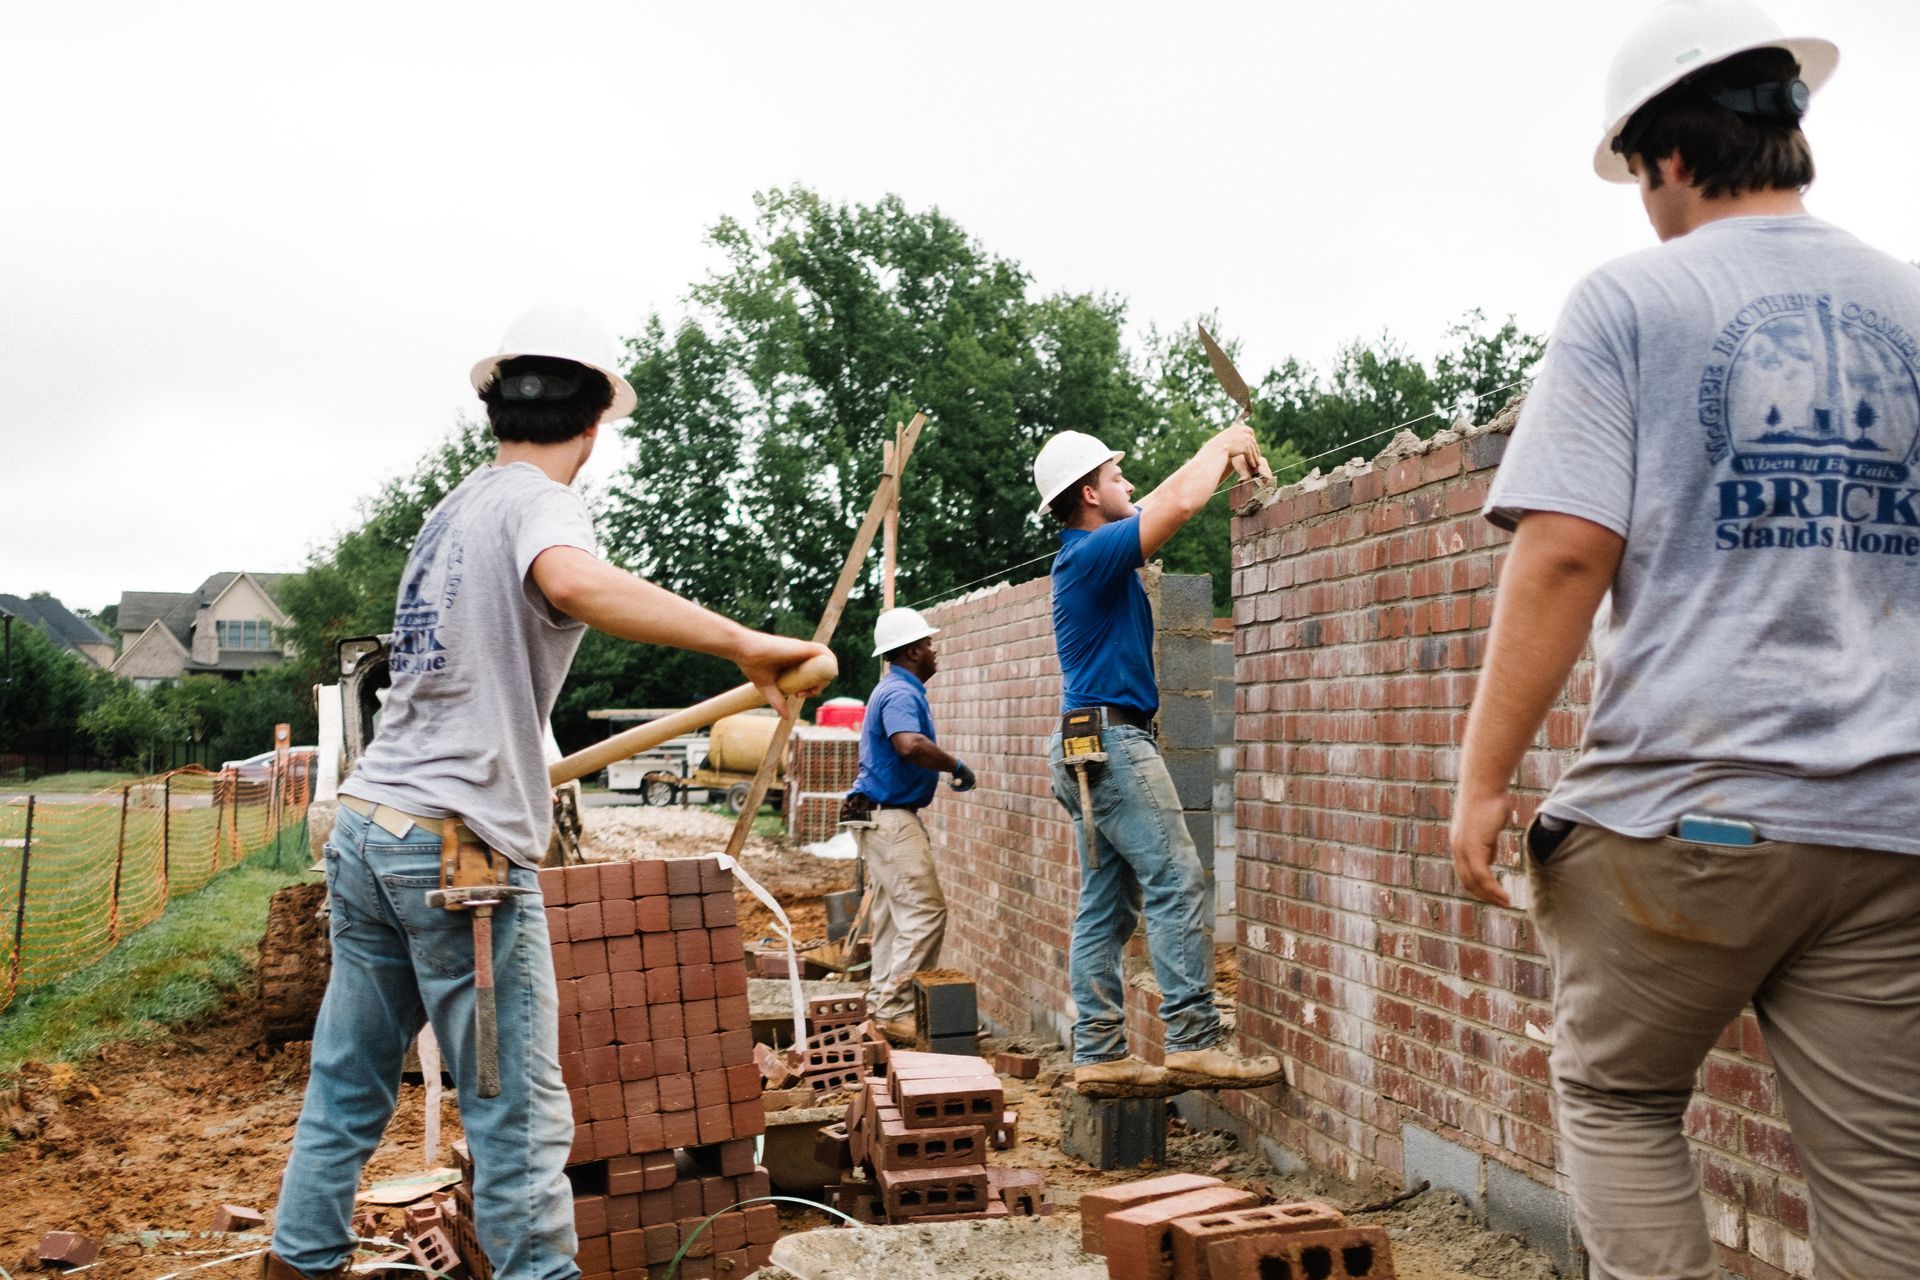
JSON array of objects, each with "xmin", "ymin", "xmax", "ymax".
[
  {"xmin": 882, "ymin": 436, "xmax": 898, "ymax": 611},
  {"xmin": 721, "ymin": 413, "xmax": 927, "ymax": 861}
]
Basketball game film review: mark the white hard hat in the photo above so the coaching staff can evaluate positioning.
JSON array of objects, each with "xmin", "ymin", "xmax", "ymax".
[
  {"xmin": 1033, "ymin": 431, "xmax": 1124, "ymax": 515},
  {"xmin": 1594, "ymin": 0, "xmax": 1836, "ymax": 183},
  {"xmin": 470, "ymin": 305, "xmax": 639, "ymax": 424},
  {"xmin": 872, "ymin": 607, "xmax": 939, "ymax": 657}
]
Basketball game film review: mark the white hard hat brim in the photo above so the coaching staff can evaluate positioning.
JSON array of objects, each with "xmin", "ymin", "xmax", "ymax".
[
  {"xmin": 1592, "ymin": 34, "xmax": 1837, "ymax": 183},
  {"xmin": 470, "ymin": 353, "xmax": 640, "ymax": 425},
  {"xmin": 871, "ymin": 621, "xmax": 940, "ymax": 657},
  {"xmin": 1034, "ymin": 449, "xmax": 1126, "ymax": 514}
]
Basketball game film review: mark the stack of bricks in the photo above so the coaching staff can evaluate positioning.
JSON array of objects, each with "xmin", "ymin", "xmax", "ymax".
[
  {"xmin": 1079, "ymin": 1173, "xmax": 1394, "ymax": 1280},
  {"xmin": 785, "ymin": 725, "xmax": 860, "ymax": 844},
  {"xmin": 797, "ymin": 992, "xmax": 871, "ymax": 1092},
  {"xmin": 448, "ymin": 856, "xmax": 777, "ymax": 1280},
  {"xmin": 830, "ymin": 1046, "xmax": 1040, "ymax": 1224}
]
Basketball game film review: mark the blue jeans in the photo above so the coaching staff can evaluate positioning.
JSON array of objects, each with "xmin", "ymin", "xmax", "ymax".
[
  {"xmin": 272, "ymin": 805, "xmax": 577, "ymax": 1280},
  {"xmin": 1048, "ymin": 725, "xmax": 1220, "ymax": 1064}
]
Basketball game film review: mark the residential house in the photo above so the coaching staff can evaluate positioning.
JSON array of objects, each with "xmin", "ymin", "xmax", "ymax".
[
  {"xmin": 113, "ymin": 572, "xmax": 291, "ymax": 689},
  {"xmin": 0, "ymin": 593, "xmax": 116, "ymax": 667}
]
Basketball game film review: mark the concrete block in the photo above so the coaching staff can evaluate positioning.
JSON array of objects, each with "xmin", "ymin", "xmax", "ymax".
[
  {"xmin": 1155, "ymin": 573, "xmax": 1216, "ymax": 629},
  {"xmin": 1162, "ymin": 747, "xmax": 1215, "ymax": 809},
  {"xmin": 1157, "ymin": 693, "xmax": 1215, "ymax": 751},
  {"xmin": 1402, "ymin": 1123, "xmax": 1482, "ymax": 1216},
  {"xmin": 1058, "ymin": 1087, "xmax": 1169, "ymax": 1171},
  {"xmin": 913, "ymin": 974, "xmax": 977, "ymax": 1037},
  {"xmin": 1486, "ymin": 1159, "xmax": 1585, "ymax": 1277},
  {"xmin": 1212, "ymin": 638, "xmax": 1234, "ymax": 678},
  {"xmin": 1156, "ymin": 641, "xmax": 1217, "ymax": 694}
]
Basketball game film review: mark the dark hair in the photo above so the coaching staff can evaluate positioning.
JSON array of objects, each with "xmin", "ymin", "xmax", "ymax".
[
  {"xmin": 884, "ymin": 638, "xmax": 929, "ymax": 664},
  {"xmin": 1619, "ymin": 47, "xmax": 1814, "ymax": 198},
  {"xmin": 1047, "ymin": 463, "xmax": 1104, "ymax": 524},
  {"xmin": 478, "ymin": 355, "xmax": 615, "ymax": 444}
]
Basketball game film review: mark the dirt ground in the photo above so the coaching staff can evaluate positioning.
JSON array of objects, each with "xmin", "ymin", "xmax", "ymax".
[{"xmin": 0, "ymin": 804, "xmax": 1557, "ymax": 1279}]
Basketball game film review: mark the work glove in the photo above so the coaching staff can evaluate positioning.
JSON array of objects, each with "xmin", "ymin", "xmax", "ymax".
[{"xmin": 950, "ymin": 761, "xmax": 978, "ymax": 793}]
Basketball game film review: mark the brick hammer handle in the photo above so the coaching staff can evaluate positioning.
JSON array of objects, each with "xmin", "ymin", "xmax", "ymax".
[
  {"xmin": 547, "ymin": 651, "xmax": 839, "ymax": 787},
  {"xmin": 471, "ymin": 906, "xmax": 500, "ymax": 1099}
]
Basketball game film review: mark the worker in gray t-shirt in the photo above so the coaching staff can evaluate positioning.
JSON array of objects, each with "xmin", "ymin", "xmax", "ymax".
[
  {"xmin": 266, "ymin": 306, "xmax": 829, "ymax": 1280},
  {"xmin": 1452, "ymin": 5, "xmax": 1920, "ymax": 1277}
]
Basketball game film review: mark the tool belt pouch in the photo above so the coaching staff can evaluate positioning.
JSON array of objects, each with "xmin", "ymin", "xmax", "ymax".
[
  {"xmin": 838, "ymin": 792, "xmax": 878, "ymax": 829},
  {"xmin": 1059, "ymin": 708, "xmax": 1109, "ymax": 767},
  {"xmin": 440, "ymin": 818, "xmax": 510, "ymax": 896}
]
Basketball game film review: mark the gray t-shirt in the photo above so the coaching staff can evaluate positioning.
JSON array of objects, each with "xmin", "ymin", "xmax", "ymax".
[
  {"xmin": 1486, "ymin": 215, "xmax": 1920, "ymax": 855},
  {"xmin": 345, "ymin": 462, "xmax": 597, "ymax": 867}
]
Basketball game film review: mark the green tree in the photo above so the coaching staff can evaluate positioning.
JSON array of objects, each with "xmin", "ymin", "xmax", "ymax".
[
  {"xmin": 600, "ymin": 186, "xmax": 1163, "ymax": 709},
  {"xmin": 80, "ymin": 684, "xmax": 183, "ymax": 773},
  {"xmin": 0, "ymin": 623, "xmax": 107, "ymax": 760}
]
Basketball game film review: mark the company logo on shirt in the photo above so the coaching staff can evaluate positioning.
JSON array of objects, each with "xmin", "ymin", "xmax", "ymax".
[
  {"xmin": 390, "ymin": 514, "xmax": 463, "ymax": 676},
  {"xmin": 1702, "ymin": 293, "xmax": 1920, "ymax": 554}
]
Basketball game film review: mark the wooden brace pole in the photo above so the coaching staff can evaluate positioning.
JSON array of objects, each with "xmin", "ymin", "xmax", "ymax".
[{"xmin": 720, "ymin": 412, "xmax": 927, "ymax": 861}]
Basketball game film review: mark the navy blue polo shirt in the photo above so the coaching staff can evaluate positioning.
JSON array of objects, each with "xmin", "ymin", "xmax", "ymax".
[
  {"xmin": 1052, "ymin": 510, "xmax": 1157, "ymax": 715},
  {"xmin": 851, "ymin": 667, "xmax": 940, "ymax": 809}
]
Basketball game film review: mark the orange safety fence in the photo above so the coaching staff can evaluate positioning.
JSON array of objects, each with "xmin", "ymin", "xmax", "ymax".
[{"xmin": 0, "ymin": 762, "xmax": 313, "ymax": 1013}]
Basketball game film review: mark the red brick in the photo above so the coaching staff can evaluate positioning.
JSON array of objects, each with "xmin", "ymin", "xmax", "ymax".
[
  {"xmin": 1202, "ymin": 1224, "xmax": 1396, "ymax": 1278},
  {"xmin": 636, "ymin": 897, "xmax": 671, "ymax": 932},
  {"xmin": 727, "ymin": 1063, "xmax": 761, "ymax": 1103},
  {"xmin": 877, "ymin": 1166, "xmax": 990, "ymax": 1219},
  {"xmin": 894, "ymin": 1076, "xmax": 1003, "ymax": 1129},
  {"xmin": 602, "ymin": 897, "xmax": 636, "ymax": 936},
  {"xmin": 696, "ymin": 1103, "xmax": 733, "ymax": 1144},
  {"xmin": 681, "ymin": 964, "xmax": 716, "ymax": 1001},
  {"xmin": 666, "ymin": 859, "xmax": 703, "ymax": 894},
  {"xmin": 869, "ymin": 1115, "xmax": 986, "ymax": 1173},
  {"xmin": 623, "ymin": 1078, "xmax": 659, "ymax": 1116},
  {"xmin": 576, "ymin": 973, "xmax": 612, "ymax": 1013},
  {"xmin": 618, "ymin": 1042, "xmax": 656, "ymax": 1081},
  {"xmin": 581, "ymin": 1011, "xmax": 616, "ymax": 1052},
  {"xmin": 561, "ymin": 864, "xmax": 599, "ymax": 903},
  {"xmin": 713, "ymin": 961, "xmax": 749, "ymax": 998},
  {"xmin": 611, "ymin": 969, "xmax": 648, "ymax": 1009},
  {"xmin": 569, "ymin": 901, "xmax": 604, "ymax": 939},
  {"xmin": 588, "ymin": 1081, "xmax": 625, "ymax": 1121},
  {"xmin": 614, "ymin": 1004, "xmax": 650, "ymax": 1045},
  {"xmin": 669, "ymin": 896, "xmax": 703, "ymax": 930},
  {"xmin": 1102, "ymin": 1185, "xmax": 1260, "ymax": 1280},
  {"xmin": 584, "ymin": 1044, "xmax": 619, "ymax": 1084},
  {"xmin": 677, "ymin": 931, "xmax": 710, "ymax": 965},
  {"xmin": 1079, "ymin": 1174, "xmax": 1226, "ymax": 1254},
  {"xmin": 606, "ymin": 1193, "xmax": 641, "ymax": 1233},
  {"xmin": 661, "ymin": 1110, "xmax": 700, "ymax": 1149},
  {"xmin": 631, "ymin": 859, "xmax": 668, "ymax": 897},
  {"xmin": 574, "ymin": 1195, "xmax": 609, "ymax": 1239},
  {"xmin": 730, "ymin": 1099, "xmax": 764, "ymax": 1137},
  {"xmin": 703, "ymin": 891, "xmax": 737, "ymax": 926},
  {"xmin": 652, "ymin": 1003, "xmax": 686, "ymax": 1040},
  {"xmin": 1171, "ymin": 1201, "xmax": 1348, "ymax": 1280},
  {"xmin": 545, "ymin": 906, "xmax": 570, "ymax": 943},
  {"xmin": 607, "ymin": 934, "xmax": 643, "ymax": 973},
  {"xmin": 993, "ymin": 1051, "xmax": 1040, "ymax": 1078},
  {"xmin": 642, "ymin": 933, "xmax": 677, "ymax": 968},
  {"xmin": 597, "ymin": 861, "xmax": 633, "ymax": 901},
  {"xmin": 647, "ymin": 968, "xmax": 681, "ymax": 1004},
  {"xmin": 688, "ymin": 1034, "xmax": 722, "ymax": 1072},
  {"xmin": 642, "ymin": 1222, "xmax": 679, "ymax": 1264},
  {"xmin": 539, "ymin": 865, "xmax": 570, "ymax": 904},
  {"xmin": 684, "ymin": 999, "xmax": 720, "ymax": 1038},
  {"xmin": 607, "ymin": 1154, "xmax": 646, "ymax": 1195},
  {"xmin": 655, "ymin": 1039, "xmax": 689, "ymax": 1076},
  {"xmin": 608, "ymin": 1227, "xmax": 645, "ymax": 1269},
  {"xmin": 657, "ymin": 1073, "xmax": 695, "ymax": 1111},
  {"xmin": 709, "ymin": 926, "xmax": 744, "ymax": 961}
]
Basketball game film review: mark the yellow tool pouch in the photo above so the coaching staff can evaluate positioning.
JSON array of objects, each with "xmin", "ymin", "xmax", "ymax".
[{"xmin": 439, "ymin": 818, "xmax": 510, "ymax": 894}]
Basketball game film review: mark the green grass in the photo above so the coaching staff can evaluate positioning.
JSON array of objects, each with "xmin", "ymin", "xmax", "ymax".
[
  {"xmin": 699, "ymin": 803, "xmax": 785, "ymax": 839},
  {"xmin": 4, "ymin": 771, "xmax": 139, "ymax": 794},
  {"xmin": 0, "ymin": 844, "xmax": 311, "ymax": 1080}
]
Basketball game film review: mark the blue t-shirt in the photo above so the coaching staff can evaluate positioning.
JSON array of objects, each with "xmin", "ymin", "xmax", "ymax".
[
  {"xmin": 851, "ymin": 668, "xmax": 940, "ymax": 809},
  {"xmin": 1051, "ymin": 511, "xmax": 1157, "ymax": 715}
]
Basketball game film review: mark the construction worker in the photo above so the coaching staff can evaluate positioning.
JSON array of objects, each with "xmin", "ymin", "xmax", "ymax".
[
  {"xmin": 265, "ymin": 306, "xmax": 829, "ymax": 1280},
  {"xmin": 844, "ymin": 606, "xmax": 974, "ymax": 1044},
  {"xmin": 1036, "ymin": 425, "xmax": 1287, "ymax": 1093},
  {"xmin": 1452, "ymin": 3, "xmax": 1920, "ymax": 1275}
]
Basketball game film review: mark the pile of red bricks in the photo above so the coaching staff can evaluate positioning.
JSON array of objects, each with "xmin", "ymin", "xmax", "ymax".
[
  {"xmin": 796, "ymin": 992, "xmax": 871, "ymax": 1092},
  {"xmin": 827, "ymin": 1045, "xmax": 1043, "ymax": 1224},
  {"xmin": 449, "ymin": 856, "xmax": 776, "ymax": 1280},
  {"xmin": 785, "ymin": 726, "xmax": 860, "ymax": 844},
  {"xmin": 1079, "ymin": 1173, "xmax": 1393, "ymax": 1280}
]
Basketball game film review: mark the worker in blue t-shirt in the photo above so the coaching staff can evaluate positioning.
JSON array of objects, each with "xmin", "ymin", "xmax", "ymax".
[
  {"xmin": 1035, "ymin": 424, "xmax": 1286, "ymax": 1095},
  {"xmin": 845, "ymin": 606, "xmax": 976, "ymax": 1045}
]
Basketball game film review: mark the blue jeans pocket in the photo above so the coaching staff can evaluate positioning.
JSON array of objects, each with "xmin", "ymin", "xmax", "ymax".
[{"xmin": 380, "ymin": 871, "xmax": 476, "ymax": 978}]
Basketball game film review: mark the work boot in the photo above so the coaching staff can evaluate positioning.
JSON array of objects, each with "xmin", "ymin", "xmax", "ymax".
[
  {"xmin": 261, "ymin": 1254, "xmax": 348, "ymax": 1280},
  {"xmin": 877, "ymin": 1017, "xmax": 918, "ymax": 1048},
  {"xmin": 1072, "ymin": 1055, "xmax": 1174, "ymax": 1094},
  {"xmin": 1161, "ymin": 1038, "xmax": 1287, "ymax": 1090}
]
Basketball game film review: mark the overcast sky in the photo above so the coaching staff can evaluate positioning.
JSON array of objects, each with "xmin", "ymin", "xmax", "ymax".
[{"xmin": 4, "ymin": 1, "xmax": 1913, "ymax": 618}]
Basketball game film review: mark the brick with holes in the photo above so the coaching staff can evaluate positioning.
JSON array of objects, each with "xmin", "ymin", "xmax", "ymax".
[
  {"xmin": 1201, "ymin": 1225, "xmax": 1396, "ymax": 1280},
  {"xmin": 1169, "ymin": 1201, "xmax": 1349, "ymax": 1280},
  {"xmin": 877, "ymin": 1166, "xmax": 991, "ymax": 1220},
  {"xmin": 808, "ymin": 992, "xmax": 868, "ymax": 1028},
  {"xmin": 1101, "ymin": 1185, "xmax": 1260, "ymax": 1280},
  {"xmin": 408, "ymin": 1226, "xmax": 468, "ymax": 1280},
  {"xmin": 869, "ymin": 1114, "xmax": 987, "ymax": 1173},
  {"xmin": 894, "ymin": 1076, "xmax": 1005, "ymax": 1130},
  {"xmin": 1078, "ymin": 1173, "xmax": 1229, "ymax": 1255},
  {"xmin": 988, "ymin": 1167, "xmax": 1047, "ymax": 1216}
]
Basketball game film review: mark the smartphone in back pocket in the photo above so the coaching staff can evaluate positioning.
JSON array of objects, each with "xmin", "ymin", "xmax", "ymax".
[{"xmin": 1675, "ymin": 814, "xmax": 1758, "ymax": 846}]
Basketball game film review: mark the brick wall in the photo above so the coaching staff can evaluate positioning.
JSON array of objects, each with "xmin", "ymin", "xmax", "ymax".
[{"xmin": 1223, "ymin": 406, "xmax": 1809, "ymax": 1279}]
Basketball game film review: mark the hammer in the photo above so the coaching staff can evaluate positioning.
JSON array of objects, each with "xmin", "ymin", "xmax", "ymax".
[{"xmin": 425, "ymin": 883, "xmax": 539, "ymax": 1098}]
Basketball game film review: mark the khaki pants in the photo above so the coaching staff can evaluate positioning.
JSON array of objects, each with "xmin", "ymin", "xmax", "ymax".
[
  {"xmin": 857, "ymin": 809, "xmax": 947, "ymax": 1023},
  {"xmin": 1531, "ymin": 824, "xmax": 1920, "ymax": 1279}
]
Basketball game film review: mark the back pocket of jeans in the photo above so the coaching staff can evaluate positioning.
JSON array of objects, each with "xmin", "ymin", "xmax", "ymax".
[{"xmin": 380, "ymin": 872, "xmax": 476, "ymax": 978}]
